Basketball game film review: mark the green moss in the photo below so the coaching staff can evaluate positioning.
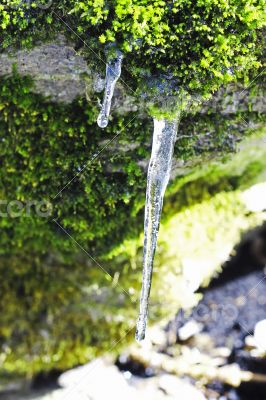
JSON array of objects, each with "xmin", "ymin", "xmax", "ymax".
[
  {"xmin": 0, "ymin": 70, "xmax": 265, "ymax": 376},
  {"xmin": 0, "ymin": 253, "xmax": 137, "ymax": 376},
  {"xmin": 1, "ymin": 168, "xmax": 266, "ymax": 377},
  {"xmin": 69, "ymin": 0, "xmax": 265, "ymax": 97},
  {"xmin": 0, "ymin": 0, "xmax": 265, "ymax": 378},
  {"xmin": 0, "ymin": 71, "xmax": 149, "ymax": 258},
  {"xmin": 0, "ymin": 71, "xmax": 264, "ymax": 258},
  {"xmin": 1, "ymin": 0, "xmax": 265, "ymax": 104}
]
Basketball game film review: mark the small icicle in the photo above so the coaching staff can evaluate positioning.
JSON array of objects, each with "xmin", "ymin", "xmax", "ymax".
[
  {"xmin": 136, "ymin": 115, "xmax": 180, "ymax": 341},
  {"xmin": 97, "ymin": 50, "xmax": 123, "ymax": 128}
]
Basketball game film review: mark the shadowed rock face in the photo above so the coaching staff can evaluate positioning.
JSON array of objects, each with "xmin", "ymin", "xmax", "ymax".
[
  {"xmin": 0, "ymin": 35, "xmax": 89, "ymax": 103},
  {"xmin": 0, "ymin": 35, "xmax": 265, "ymax": 117}
]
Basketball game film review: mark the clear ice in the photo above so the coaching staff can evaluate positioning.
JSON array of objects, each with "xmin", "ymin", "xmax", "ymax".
[
  {"xmin": 136, "ymin": 116, "xmax": 180, "ymax": 341},
  {"xmin": 97, "ymin": 51, "xmax": 123, "ymax": 128}
]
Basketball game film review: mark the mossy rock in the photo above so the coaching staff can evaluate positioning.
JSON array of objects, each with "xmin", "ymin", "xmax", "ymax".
[
  {"xmin": 1, "ymin": 0, "xmax": 265, "ymax": 101},
  {"xmin": 0, "ymin": 0, "xmax": 265, "ymax": 379}
]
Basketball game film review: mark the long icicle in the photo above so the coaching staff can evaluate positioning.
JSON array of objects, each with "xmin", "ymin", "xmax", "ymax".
[
  {"xmin": 97, "ymin": 50, "xmax": 123, "ymax": 128},
  {"xmin": 136, "ymin": 115, "xmax": 180, "ymax": 341}
]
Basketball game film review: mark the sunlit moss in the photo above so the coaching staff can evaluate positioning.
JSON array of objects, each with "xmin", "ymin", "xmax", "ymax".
[{"xmin": 1, "ymin": 0, "xmax": 265, "ymax": 100}]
